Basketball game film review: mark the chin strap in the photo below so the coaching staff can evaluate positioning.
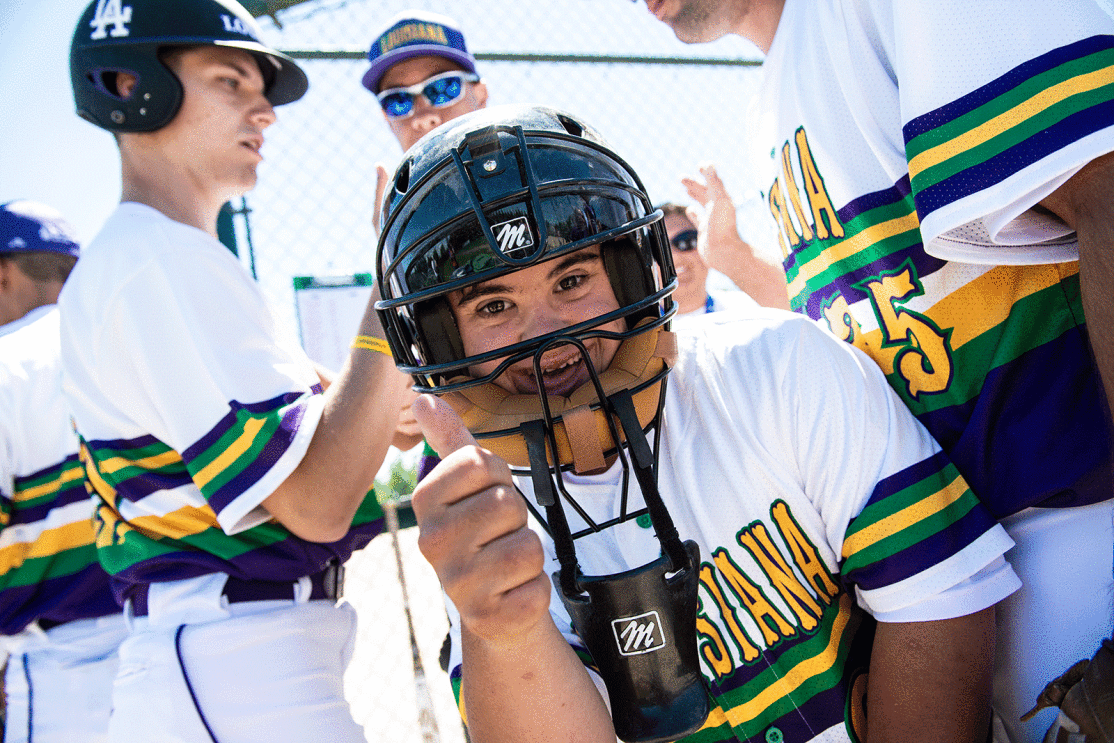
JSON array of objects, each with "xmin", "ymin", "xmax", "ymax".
[
  {"xmin": 518, "ymin": 352, "xmax": 707, "ymax": 743},
  {"xmin": 440, "ymin": 321, "xmax": 676, "ymax": 472}
]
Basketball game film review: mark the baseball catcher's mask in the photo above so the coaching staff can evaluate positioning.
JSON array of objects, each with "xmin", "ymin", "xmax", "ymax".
[
  {"xmin": 376, "ymin": 104, "xmax": 709, "ymax": 742},
  {"xmin": 70, "ymin": 0, "xmax": 308, "ymax": 133}
]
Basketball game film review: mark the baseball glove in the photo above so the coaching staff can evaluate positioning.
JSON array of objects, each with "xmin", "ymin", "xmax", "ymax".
[{"xmin": 1022, "ymin": 639, "xmax": 1114, "ymax": 743}]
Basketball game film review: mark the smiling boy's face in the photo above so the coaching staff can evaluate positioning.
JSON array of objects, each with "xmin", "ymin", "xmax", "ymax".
[{"xmin": 448, "ymin": 246, "xmax": 624, "ymax": 397}]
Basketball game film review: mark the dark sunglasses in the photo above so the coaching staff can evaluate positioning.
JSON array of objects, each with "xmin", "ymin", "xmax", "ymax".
[
  {"xmin": 377, "ymin": 71, "xmax": 481, "ymax": 119},
  {"xmin": 670, "ymin": 229, "xmax": 699, "ymax": 252}
]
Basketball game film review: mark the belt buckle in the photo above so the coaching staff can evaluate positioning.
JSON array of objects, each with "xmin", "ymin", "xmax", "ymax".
[{"xmin": 322, "ymin": 560, "xmax": 345, "ymax": 601}]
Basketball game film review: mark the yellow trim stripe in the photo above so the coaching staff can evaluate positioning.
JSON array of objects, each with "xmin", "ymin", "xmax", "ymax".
[
  {"xmin": 842, "ymin": 474, "xmax": 968, "ymax": 560},
  {"xmin": 97, "ymin": 449, "xmax": 182, "ymax": 477},
  {"xmin": 192, "ymin": 416, "xmax": 267, "ymax": 489},
  {"xmin": 909, "ymin": 66, "xmax": 1114, "ymax": 178},
  {"xmin": 0, "ymin": 520, "xmax": 95, "ymax": 574},
  {"xmin": 81, "ymin": 446, "xmax": 117, "ymax": 503},
  {"xmin": 129, "ymin": 504, "xmax": 220, "ymax": 540},
  {"xmin": 725, "ymin": 594, "xmax": 853, "ymax": 727},
  {"xmin": 787, "ymin": 212, "xmax": 921, "ymax": 299},
  {"xmin": 859, "ymin": 263, "xmax": 1072, "ymax": 376},
  {"xmin": 699, "ymin": 703, "xmax": 730, "ymax": 731},
  {"xmin": 14, "ymin": 466, "xmax": 84, "ymax": 502}
]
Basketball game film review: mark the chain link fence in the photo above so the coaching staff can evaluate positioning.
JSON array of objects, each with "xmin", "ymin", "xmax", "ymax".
[{"xmin": 233, "ymin": 1, "xmax": 770, "ymax": 740}]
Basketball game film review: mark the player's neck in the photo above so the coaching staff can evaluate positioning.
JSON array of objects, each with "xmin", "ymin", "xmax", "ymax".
[
  {"xmin": 738, "ymin": 0, "xmax": 786, "ymax": 54},
  {"xmin": 119, "ymin": 152, "xmax": 231, "ymax": 237}
]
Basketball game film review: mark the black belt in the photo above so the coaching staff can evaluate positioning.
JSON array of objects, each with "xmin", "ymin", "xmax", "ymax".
[{"xmin": 130, "ymin": 562, "xmax": 345, "ymax": 618}]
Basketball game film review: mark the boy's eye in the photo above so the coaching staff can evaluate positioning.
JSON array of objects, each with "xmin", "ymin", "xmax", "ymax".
[
  {"xmin": 559, "ymin": 274, "xmax": 586, "ymax": 291},
  {"xmin": 477, "ymin": 299, "xmax": 506, "ymax": 316}
]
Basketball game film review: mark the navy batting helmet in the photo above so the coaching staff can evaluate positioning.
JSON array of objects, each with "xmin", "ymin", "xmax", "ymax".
[{"xmin": 70, "ymin": 0, "xmax": 308, "ymax": 133}]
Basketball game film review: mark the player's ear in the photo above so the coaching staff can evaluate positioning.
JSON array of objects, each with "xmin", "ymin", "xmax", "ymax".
[
  {"xmin": 472, "ymin": 79, "xmax": 489, "ymax": 109},
  {"xmin": 116, "ymin": 71, "xmax": 138, "ymax": 100}
]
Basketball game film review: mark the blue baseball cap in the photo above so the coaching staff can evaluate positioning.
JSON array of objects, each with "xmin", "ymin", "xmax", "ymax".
[
  {"xmin": 0, "ymin": 201, "xmax": 81, "ymax": 258},
  {"xmin": 361, "ymin": 10, "xmax": 477, "ymax": 94}
]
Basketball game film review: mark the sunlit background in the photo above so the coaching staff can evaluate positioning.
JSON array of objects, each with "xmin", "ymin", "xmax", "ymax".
[{"xmin": 0, "ymin": 2, "xmax": 771, "ymax": 739}]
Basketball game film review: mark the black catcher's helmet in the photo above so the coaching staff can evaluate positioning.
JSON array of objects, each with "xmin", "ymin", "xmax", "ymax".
[
  {"xmin": 70, "ymin": 0, "xmax": 308, "ymax": 133},
  {"xmin": 377, "ymin": 106, "xmax": 710, "ymax": 743},
  {"xmin": 375, "ymin": 104, "xmax": 678, "ymax": 472}
]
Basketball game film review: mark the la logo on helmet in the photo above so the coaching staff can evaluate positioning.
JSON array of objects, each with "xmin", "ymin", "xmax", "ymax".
[
  {"xmin": 221, "ymin": 14, "xmax": 260, "ymax": 40},
  {"xmin": 89, "ymin": 0, "xmax": 132, "ymax": 40}
]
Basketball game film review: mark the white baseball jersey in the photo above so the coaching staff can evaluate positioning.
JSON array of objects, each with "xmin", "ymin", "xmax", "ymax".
[
  {"xmin": 671, "ymin": 287, "xmax": 760, "ymax": 330},
  {"xmin": 750, "ymin": 3, "xmax": 1114, "ymax": 739},
  {"xmin": 0, "ymin": 305, "xmax": 126, "ymax": 743},
  {"xmin": 0, "ymin": 305, "xmax": 118, "ymax": 632},
  {"xmin": 57, "ymin": 203, "xmax": 383, "ymax": 608},
  {"xmin": 445, "ymin": 310, "xmax": 1019, "ymax": 742}
]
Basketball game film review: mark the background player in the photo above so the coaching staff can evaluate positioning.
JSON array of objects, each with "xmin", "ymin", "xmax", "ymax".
[
  {"xmin": 657, "ymin": 200, "xmax": 759, "ymax": 326},
  {"xmin": 63, "ymin": 1, "xmax": 412, "ymax": 740},
  {"xmin": 0, "ymin": 200, "xmax": 126, "ymax": 743},
  {"xmin": 377, "ymin": 104, "xmax": 1021, "ymax": 743},
  {"xmin": 639, "ymin": 2, "xmax": 1114, "ymax": 739},
  {"xmin": 362, "ymin": 9, "xmax": 489, "ymax": 235},
  {"xmin": 678, "ymin": 162, "xmax": 789, "ymax": 310}
]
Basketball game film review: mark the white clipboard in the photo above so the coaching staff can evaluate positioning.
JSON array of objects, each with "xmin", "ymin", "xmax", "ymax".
[{"xmin": 292, "ymin": 273, "xmax": 375, "ymax": 373}]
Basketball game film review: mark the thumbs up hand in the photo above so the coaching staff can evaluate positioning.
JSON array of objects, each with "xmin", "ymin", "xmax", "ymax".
[{"xmin": 411, "ymin": 394, "xmax": 553, "ymax": 645}]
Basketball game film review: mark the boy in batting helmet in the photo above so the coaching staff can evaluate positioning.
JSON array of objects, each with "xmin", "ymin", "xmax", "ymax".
[{"xmin": 64, "ymin": 1, "xmax": 413, "ymax": 740}]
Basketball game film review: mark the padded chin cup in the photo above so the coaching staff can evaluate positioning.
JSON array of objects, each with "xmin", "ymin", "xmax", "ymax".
[{"xmin": 440, "ymin": 321, "xmax": 677, "ymax": 471}]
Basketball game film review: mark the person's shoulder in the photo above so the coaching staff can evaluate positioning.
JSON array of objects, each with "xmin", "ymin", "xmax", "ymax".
[
  {"xmin": 87, "ymin": 203, "xmax": 211, "ymax": 262},
  {"xmin": 68, "ymin": 203, "xmax": 240, "ymax": 305},
  {"xmin": 674, "ymin": 307, "xmax": 828, "ymax": 375},
  {"xmin": 680, "ymin": 306, "xmax": 823, "ymax": 348},
  {"xmin": 0, "ymin": 307, "xmax": 60, "ymax": 379}
]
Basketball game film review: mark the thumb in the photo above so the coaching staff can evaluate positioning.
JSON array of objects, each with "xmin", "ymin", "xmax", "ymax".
[
  {"xmin": 373, "ymin": 164, "xmax": 389, "ymax": 237},
  {"xmin": 413, "ymin": 394, "xmax": 479, "ymax": 458}
]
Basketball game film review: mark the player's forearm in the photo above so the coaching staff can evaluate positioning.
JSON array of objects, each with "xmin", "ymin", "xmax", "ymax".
[
  {"xmin": 460, "ymin": 619, "xmax": 616, "ymax": 743},
  {"xmin": 865, "ymin": 608, "xmax": 995, "ymax": 743},
  {"xmin": 710, "ymin": 235, "xmax": 790, "ymax": 310},
  {"xmin": 264, "ymin": 301, "xmax": 410, "ymax": 541},
  {"xmin": 1043, "ymin": 153, "xmax": 1114, "ymax": 431}
]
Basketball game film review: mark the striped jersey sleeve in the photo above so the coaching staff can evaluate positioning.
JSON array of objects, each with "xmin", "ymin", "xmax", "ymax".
[
  {"xmin": 906, "ymin": 36, "xmax": 1114, "ymax": 227},
  {"xmin": 58, "ymin": 204, "xmax": 385, "ymax": 600},
  {"xmin": 0, "ymin": 308, "xmax": 118, "ymax": 633},
  {"xmin": 840, "ymin": 450, "xmax": 995, "ymax": 592}
]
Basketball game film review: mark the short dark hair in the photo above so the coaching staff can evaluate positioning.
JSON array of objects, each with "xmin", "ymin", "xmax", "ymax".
[{"xmin": 0, "ymin": 251, "xmax": 78, "ymax": 284}]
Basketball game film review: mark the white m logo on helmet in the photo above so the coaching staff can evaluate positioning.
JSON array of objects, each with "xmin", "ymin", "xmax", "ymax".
[
  {"xmin": 612, "ymin": 611, "xmax": 666, "ymax": 656},
  {"xmin": 491, "ymin": 216, "xmax": 534, "ymax": 257}
]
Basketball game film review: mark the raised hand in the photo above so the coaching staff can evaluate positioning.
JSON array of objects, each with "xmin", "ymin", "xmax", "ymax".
[
  {"xmin": 681, "ymin": 162, "xmax": 744, "ymax": 274},
  {"xmin": 680, "ymin": 163, "xmax": 790, "ymax": 310},
  {"xmin": 411, "ymin": 394, "xmax": 552, "ymax": 645}
]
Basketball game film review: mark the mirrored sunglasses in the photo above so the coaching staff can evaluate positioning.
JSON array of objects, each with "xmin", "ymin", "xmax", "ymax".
[
  {"xmin": 670, "ymin": 229, "xmax": 699, "ymax": 252},
  {"xmin": 377, "ymin": 71, "xmax": 481, "ymax": 119}
]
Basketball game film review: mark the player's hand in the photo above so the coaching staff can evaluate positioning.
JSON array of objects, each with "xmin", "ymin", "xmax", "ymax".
[
  {"xmin": 391, "ymin": 386, "xmax": 423, "ymax": 450},
  {"xmin": 412, "ymin": 394, "xmax": 551, "ymax": 647},
  {"xmin": 372, "ymin": 163, "xmax": 390, "ymax": 239},
  {"xmin": 681, "ymin": 162, "xmax": 745, "ymax": 274}
]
